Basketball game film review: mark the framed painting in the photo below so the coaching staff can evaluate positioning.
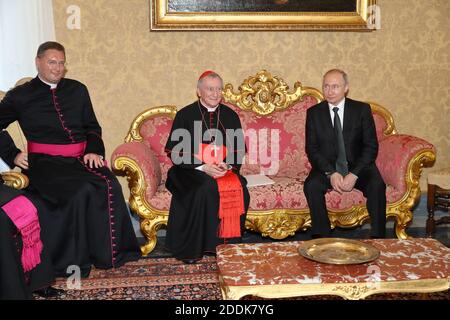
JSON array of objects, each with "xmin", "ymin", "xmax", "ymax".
[{"xmin": 150, "ymin": 0, "xmax": 379, "ymax": 31}]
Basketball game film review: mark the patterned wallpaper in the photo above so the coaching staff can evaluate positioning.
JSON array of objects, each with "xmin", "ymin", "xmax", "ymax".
[{"xmin": 48, "ymin": 0, "xmax": 448, "ymax": 194}]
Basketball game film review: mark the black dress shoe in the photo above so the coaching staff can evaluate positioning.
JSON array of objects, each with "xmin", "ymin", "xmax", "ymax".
[
  {"xmin": 181, "ymin": 259, "xmax": 199, "ymax": 264},
  {"xmin": 34, "ymin": 286, "xmax": 65, "ymax": 298}
]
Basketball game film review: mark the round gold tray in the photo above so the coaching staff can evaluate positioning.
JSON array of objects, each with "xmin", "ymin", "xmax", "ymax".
[{"xmin": 298, "ymin": 238, "xmax": 380, "ymax": 265}]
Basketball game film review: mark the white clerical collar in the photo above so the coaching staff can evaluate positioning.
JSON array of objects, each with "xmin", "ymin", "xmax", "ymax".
[
  {"xmin": 328, "ymin": 97, "xmax": 345, "ymax": 111},
  {"xmin": 38, "ymin": 75, "xmax": 58, "ymax": 89},
  {"xmin": 200, "ymin": 100, "xmax": 219, "ymax": 112}
]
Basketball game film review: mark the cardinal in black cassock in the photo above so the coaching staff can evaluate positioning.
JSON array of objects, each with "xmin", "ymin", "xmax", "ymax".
[
  {"xmin": 0, "ymin": 131, "xmax": 55, "ymax": 299},
  {"xmin": 0, "ymin": 42, "xmax": 140, "ymax": 277},
  {"xmin": 164, "ymin": 71, "xmax": 250, "ymax": 263}
]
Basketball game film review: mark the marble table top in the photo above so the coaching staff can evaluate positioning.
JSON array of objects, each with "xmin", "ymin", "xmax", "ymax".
[{"xmin": 216, "ymin": 238, "xmax": 450, "ymax": 287}]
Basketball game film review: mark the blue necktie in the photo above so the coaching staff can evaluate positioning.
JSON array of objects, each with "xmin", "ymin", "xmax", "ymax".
[{"xmin": 333, "ymin": 107, "xmax": 348, "ymax": 175}]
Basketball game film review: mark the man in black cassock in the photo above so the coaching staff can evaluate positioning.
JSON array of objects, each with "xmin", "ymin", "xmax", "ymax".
[
  {"xmin": 165, "ymin": 71, "xmax": 250, "ymax": 264},
  {"xmin": 0, "ymin": 130, "xmax": 58, "ymax": 299},
  {"xmin": 0, "ymin": 41, "xmax": 140, "ymax": 278}
]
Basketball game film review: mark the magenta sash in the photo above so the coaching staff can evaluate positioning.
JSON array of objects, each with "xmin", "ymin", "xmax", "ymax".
[
  {"xmin": 2, "ymin": 196, "xmax": 43, "ymax": 272},
  {"xmin": 28, "ymin": 141, "xmax": 86, "ymax": 157}
]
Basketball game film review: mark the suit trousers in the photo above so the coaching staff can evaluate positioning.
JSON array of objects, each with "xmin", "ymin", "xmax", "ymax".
[{"xmin": 304, "ymin": 165, "xmax": 386, "ymax": 238}]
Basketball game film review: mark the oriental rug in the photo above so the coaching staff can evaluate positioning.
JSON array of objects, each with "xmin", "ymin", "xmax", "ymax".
[{"xmin": 35, "ymin": 256, "xmax": 449, "ymax": 300}]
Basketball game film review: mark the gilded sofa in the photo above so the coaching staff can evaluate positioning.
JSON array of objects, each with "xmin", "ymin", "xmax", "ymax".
[{"xmin": 111, "ymin": 70, "xmax": 436, "ymax": 256}]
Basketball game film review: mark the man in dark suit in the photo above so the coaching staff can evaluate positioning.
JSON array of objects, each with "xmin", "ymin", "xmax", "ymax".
[{"xmin": 304, "ymin": 69, "xmax": 386, "ymax": 239}]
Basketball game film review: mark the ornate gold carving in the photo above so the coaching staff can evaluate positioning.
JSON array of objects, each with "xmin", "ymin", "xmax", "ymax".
[
  {"xmin": 388, "ymin": 149, "xmax": 436, "ymax": 239},
  {"xmin": 1, "ymin": 172, "xmax": 29, "ymax": 189},
  {"xmin": 368, "ymin": 102, "xmax": 397, "ymax": 135},
  {"xmin": 125, "ymin": 105, "xmax": 177, "ymax": 142},
  {"xmin": 116, "ymin": 71, "xmax": 436, "ymax": 255},
  {"xmin": 139, "ymin": 213, "xmax": 168, "ymax": 256},
  {"xmin": 331, "ymin": 284, "xmax": 374, "ymax": 300},
  {"xmin": 220, "ymin": 279, "xmax": 450, "ymax": 300},
  {"xmin": 245, "ymin": 211, "xmax": 308, "ymax": 239},
  {"xmin": 112, "ymin": 156, "xmax": 168, "ymax": 256},
  {"xmin": 223, "ymin": 70, "xmax": 323, "ymax": 115}
]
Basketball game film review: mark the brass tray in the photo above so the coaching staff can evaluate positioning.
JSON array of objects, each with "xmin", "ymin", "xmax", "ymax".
[{"xmin": 298, "ymin": 238, "xmax": 380, "ymax": 265}]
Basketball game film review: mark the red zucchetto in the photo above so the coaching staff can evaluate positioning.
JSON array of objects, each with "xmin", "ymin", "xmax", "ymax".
[{"xmin": 198, "ymin": 70, "xmax": 215, "ymax": 80}]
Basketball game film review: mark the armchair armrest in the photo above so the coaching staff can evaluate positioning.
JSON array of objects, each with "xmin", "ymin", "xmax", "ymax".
[
  {"xmin": 376, "ymin": 134, "xmax": 435, "ymax": 192},
  {"xmin": 1, "ymin": 171, "xmax": 29, "ymax": 189},
  {"xmin": 112, "ymin": 141, "xmax": 162, "ymax": 199}
]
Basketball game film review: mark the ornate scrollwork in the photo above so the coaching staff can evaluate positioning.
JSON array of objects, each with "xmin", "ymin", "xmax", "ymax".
[
  {"xmin": 125, "ymin": 105, "xmax": 177, "ymax": 142},
  {"xmin": 369, "ymin": 102, "xmax": 397, "ymax": 135},
  {"xmin": 116, "ymin": 71, "xmax": 437, "ymax": 255},
  {"xmin": 139, "ymin": 214, "xmax": 168, "ymax": 256},
  {"xmin": 245, "ymin": 212, "xmax": 308, "ymax": 239},
  {"xmin": 388, "ymin": 149, "xmax": 436, "ymax": 239},
  {"xmin": 223, "ymin": 70, "xmax": 323, "ymax": 116},
  {"xmin": 332, "ymin": 284, "xmax": 374, "ymax": 300},
  {"xmin": 113, "ymin": 156, "xmax": 169, "ymax": 256},
  {"xmin": 1, "ymin": 172, "xmax": 29, "ymax": 189}
]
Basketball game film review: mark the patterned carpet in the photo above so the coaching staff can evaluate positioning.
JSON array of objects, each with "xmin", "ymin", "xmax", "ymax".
[{"xmin": 37, "ymin": 256, "xmax": 449, "ymax": 300}]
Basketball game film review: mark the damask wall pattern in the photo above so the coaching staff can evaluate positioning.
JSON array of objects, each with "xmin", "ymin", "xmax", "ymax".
[{"xmin": 48, "ymin": 0, "xmax": 448, "ymax": 195}]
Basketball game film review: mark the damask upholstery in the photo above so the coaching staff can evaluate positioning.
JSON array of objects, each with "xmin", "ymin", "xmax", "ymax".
[{"xmin": 111, "ymin": 70, "xmax": 436, "ymax": 256}]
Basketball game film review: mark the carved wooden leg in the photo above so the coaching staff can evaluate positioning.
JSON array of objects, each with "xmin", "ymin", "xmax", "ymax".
[
  {"xmin": 394, "ymin": 208, "xmax": 412, "ymax": 239},
  {"xmin": 139, "ymin": 215, "xmax": 168, "ymax": 256},
  {"xmin": 426, "ymin": 184, "xmax": 436, "ymax": 237},
  {"xmin": 140, "ymin": 218, "xmax": 157, "ymax": 256}
]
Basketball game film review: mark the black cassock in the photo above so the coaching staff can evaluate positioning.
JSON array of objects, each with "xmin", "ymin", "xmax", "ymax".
[
  {"xmin": 0, "ymin": 77, "xmax": 140, "ymax": 277},
  {"xmin": 164, "ymin": 101, "xmax": 250, "ymax": 260},
  {"xmin": 0, "ymin": 132, "xmax": 54, "ymax": 299}
]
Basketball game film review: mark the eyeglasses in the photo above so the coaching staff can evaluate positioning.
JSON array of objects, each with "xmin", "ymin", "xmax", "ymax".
[
  {"xmin": 47, "ymin": 60, "xmax": 67, "ymax": 68},
  {"xmin": 323, "ymin": 84, "xmax": 343, "ymax": 91},
  {"xmin": 204, "ymin": 86, "xmax": 223, "ymax": 93}
]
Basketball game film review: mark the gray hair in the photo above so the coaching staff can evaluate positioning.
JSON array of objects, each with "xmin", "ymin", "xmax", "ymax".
[
  {"xmin": 197, "ymin": 72, "xmax": 223, "ymax": 89},
  {"xmin": 324, "ymin": 69, "xmax": 349, "ymax": 85}
]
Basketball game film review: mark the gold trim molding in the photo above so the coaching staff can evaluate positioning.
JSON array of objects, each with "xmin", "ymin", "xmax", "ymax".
[
  {"xmin": 220, "ymin": 277, "xmax": 450, "ymax": 300},
  {"xmin": 223, "ymin": 70, "xmax": 323, "ymax": 115},
  {"xmin": 151, "ymin": 0, "xmax": 379, "ymax": 31}
]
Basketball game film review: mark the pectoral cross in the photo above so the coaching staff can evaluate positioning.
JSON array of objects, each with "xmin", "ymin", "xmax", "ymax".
[{"xmin": 211, "ymin": 143, "xmax": 219, "ymax": 157}]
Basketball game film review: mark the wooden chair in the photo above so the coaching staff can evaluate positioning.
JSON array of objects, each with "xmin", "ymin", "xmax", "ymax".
[{"xmin": 426, "ymin": 168, "xmax": 450, "ymax": 236}]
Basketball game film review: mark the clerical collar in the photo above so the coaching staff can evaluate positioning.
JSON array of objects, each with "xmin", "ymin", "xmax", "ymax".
[
  {"xmin": 38, "ymin": 75, "xmax": 58, "ymax": 89},
  {"xmin": 199, "ymin": 100, "xmax": 219, "ymax": 112},
  {"xmin": 328, "ymin": 97, "xmax": 345, "ymax": 111}
]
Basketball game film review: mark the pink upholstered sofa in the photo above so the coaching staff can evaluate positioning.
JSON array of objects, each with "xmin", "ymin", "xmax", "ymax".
[{"xmin": 112, "ymin": 70, "xmax": 436, "ymax": 256}]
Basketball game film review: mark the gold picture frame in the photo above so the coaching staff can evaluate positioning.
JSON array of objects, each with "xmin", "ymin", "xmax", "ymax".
[{"xmin": 150, "ymin": 0, "xmax": 379, "ymax": 31}]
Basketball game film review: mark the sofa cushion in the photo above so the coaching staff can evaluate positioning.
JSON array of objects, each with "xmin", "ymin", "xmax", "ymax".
[
  {"xmin": 225, "ymin": 95, "xmax": 318, "ymax": 180},
  {"xmin": 146, "ymin": 176, "xmax": 403, "ymax": 211},
  {"xmin": 139, "ymin": 115, "xmax": 173, "ymax": 183}
]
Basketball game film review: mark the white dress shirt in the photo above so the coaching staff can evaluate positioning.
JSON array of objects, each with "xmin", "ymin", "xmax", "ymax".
[{"xmin": 328, "ymin": 98, "xmax": 345, "ymax": 128}]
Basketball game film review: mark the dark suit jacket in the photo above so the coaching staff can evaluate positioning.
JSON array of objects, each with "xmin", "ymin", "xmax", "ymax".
[{"xmin": 305, "ymin": 98, "xmax": 379, "ymax": 177}]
